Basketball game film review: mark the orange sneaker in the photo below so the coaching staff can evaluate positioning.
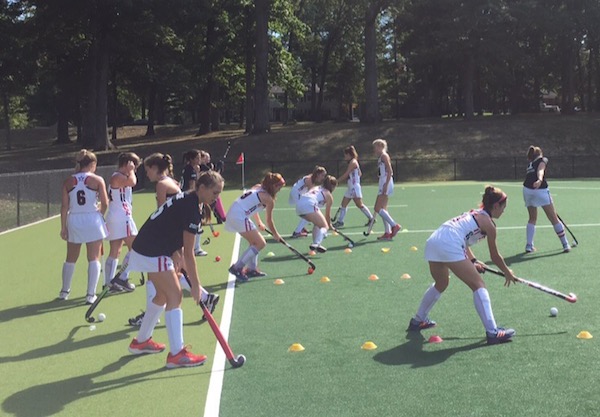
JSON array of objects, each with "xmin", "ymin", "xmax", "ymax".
[
  {"xmin": 166, "ymin": 346, "xmax": 207, "ymax": 369},
  {"xmin": 390, "ymin": 224, "xmax": 402, "ymax": 237},
  {"xmin": 128, "ymin": 337, "xmax": 166, "ymax": 355},
  {"xmin": 377, "ymin": 233, "xmax": 392, "ymax": 241}
]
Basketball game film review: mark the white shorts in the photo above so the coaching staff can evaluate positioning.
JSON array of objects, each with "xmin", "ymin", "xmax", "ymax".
[
  {"xmin": 296, "ymin": 199, "xmax": 319, "ymax": 216},
  {"xmin": 378, "ymin": 179, "xmax": 394, "ymax": 196},
  {"xmin": 288, "ymin": 183, "xmax": 305, "ymax": 206},
  {"xmin": 224, "ymin": 209, "xmax": 257, "ymax": 234},
  {"xmin": 67, "ymin": 212, "xmax": 108, "ymax": 244},
  {"xmin": 424, "ymin": 227, "xmax": 468, "ymax": 263},
  {"xmin": 128, "ymin": 250, "xmax": 174, "ymax": 273},
  {"xmin": 523, "ymin": 187, "xmax": 553, "ymax": 207},
  {"xmin": 344, "ymin": 184, "xmax": 363, "ymax": 199},
  {"xmin": 105, "ymin": 213, "xmax": 138, "ymax": 241}
]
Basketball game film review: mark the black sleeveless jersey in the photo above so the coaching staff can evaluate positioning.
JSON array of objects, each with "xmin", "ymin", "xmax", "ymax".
[
  {"xmin": 180, "ymin": 165, "xmax": 197, "ymax": 191},
  {"xmin": 133, "ymin": 192, "xmax": 202, "ymax": 257},
  {"xmin": 523, "ymin": 156, "xmax": 549, "ymax": 189}
]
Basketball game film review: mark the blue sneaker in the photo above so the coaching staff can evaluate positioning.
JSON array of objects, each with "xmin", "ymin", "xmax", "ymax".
[
  {"xmin": 228, "ymin": 265, "xmax": 249, "ymax": 283},
  {"xmin": 407, "ymin": 317, "xmax": 437, "ymax": 331},
  {"xmin": 486, "ymin": 327, "xmax": 515, "ymax": 345}
]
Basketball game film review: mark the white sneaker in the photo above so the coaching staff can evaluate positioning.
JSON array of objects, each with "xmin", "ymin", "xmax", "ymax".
[
  {"xmin": 58, "ymin": 290, "xmax": 70, "ymax": 300},
  {"xmin": 86, "ymin": 294, "xmax": 97, "ymax": 305}
]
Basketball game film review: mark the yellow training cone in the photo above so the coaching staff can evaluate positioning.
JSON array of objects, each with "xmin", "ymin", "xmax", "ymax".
[
  {"xmin": 344, "ymin": 248, "xmax": 352, "ymax": 254},
  {"xmin": 401, "ymin": 273, "xmax": 411, "ymax": 279},
  {"xmin": 266, "ymin": 251, "xmax": 275, "ymax": 257},
  {"xmin": 308, "ymin": 250, "xmax": 317, "ymax": 256},
  {"xmin": 288, "ymin": 343, "xmax": 305, "ymax": 352},
  {"xmin": 368, "ymin": 274, "xmax": 379, "ymax": 281},
  {"xmin": 274, "ymin": 279, "xmax": 285, "ymax": 285},
  {"xmin": 381, "ymin": 247, "xmax": 391, "ymax": 253},
  {"xmin": 410, "ymin": 246, "xmax": 418, "ymax": 251},
  {"xmin": 333, "ymin": 231, "xmax": 339, "ymax": 236},
  {"xmin": 361, "ymin": 341, "xmax": 378, "ymax": 350},
  {"xmin": 577, "ymin": 331, "xmax": 593, "ymax": 339},
  {"xmin": 320, "ymin": 276, "xmax": 330, "ymax": 283}
]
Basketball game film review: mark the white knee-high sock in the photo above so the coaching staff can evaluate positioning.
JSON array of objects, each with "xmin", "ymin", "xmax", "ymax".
[
  {"xmin": 165, "ymin": 308, "xmax": 184, "ymax": 355},
  {"xmin": 104, "ymin": 257, "xmax": 118, "ymax": 285},
  {"xmin": 415, "ymin": 284, "xmax": 442, "ymax": 321},
  {"xmin": 146, "ymin": 281, "xmax": 157, "ymax": 305},
  {"xmin": 294, "ymin": 219, "xmax": 309, "ymax": 234},
  {"xmin": 378, "ymin": 209, "xmax": 396, "ymax": 227},
  {"xmin": 87, "ymin": 260, "xmax": 101, "ymax": 296},
  {"xmin": 61, "ymin": 262, "xmax": 76, "ymax": 292},
  {"xmin": 473, "ymin": 288, "xmax": 497, "ymax": 332},
  {"xmin": 360, "ymin": 206, "xmax": 373, "ymax": 220},
  {"xmin": 137, "ymin": 301, "xmax": 165, "ymax": 342},
  {"xmin": 553, "ymin": 222, "xmax": 569, "ymax": 246},
  {"xmin": 338, "ymin": 207, "xmax": 348, "ymax": 222},
  {"xmin": 312, "ymin": 227, "xmax": 327, "ymax": 246},
  {"xmin": 235, "ymin": 246, "xmax": 259, "ymax": 269},
  {"xmin": 526, "ymin": 223, "xmax": 536, "ymax": 247},
  {"xmin": 121, "ymin": 251, "xmax": 131, "ymax": 280}
]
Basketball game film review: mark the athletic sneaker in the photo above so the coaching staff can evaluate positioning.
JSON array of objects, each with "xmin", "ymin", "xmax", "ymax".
[
  {"xmin": 562, "ymin": 243, "xmax": 571, "ymax": 253},
  {"xmin": 390, "ymin": 224, "xmax": 402, "ymax": 237},
  {"xmin": 486, "ymin": 327, "xmax": 515, "ymax": 345},
  {"xmin": 245, "ymin": 269, "xmax": 267, "ymax": 278},
  {"xmin": 111, "ymin": 276, "xmax": 135, "ymax": 292},
  {"xmin": 58, "ymin": 289, "xmax": 70, "ymax": 300},
  {"xmin": 228, "ymin": 265, "xmax": 249, "ymax": 282},
  {"xmin": 332, "ymin": 220, "xmax": 344, "ymax": 228},
  {"xmin": 291, "ymin": 230, "xmax": 308, "ymax": 238},
  {"xmin": 128, "ymin": 311, "xmax": 146, "ymax": 326},
  {"xmin": 525, "ymin": 245, "xmax": 536, "ymax": 253},
  {"xmin": 166, "ymin": 346, "xmax": 207, "ymax": 369},
  {"xmin": 129, "ymin": 337, "xmax": 166, "ymax": 354},
  {"xmin": 103, "ymin": 283, "xmax": 124, "ymax": 294},
  {"xmin": 85, "ymin": 294, "xmax": 97, "ymax": 305},
  {"xmin": 364, "ymin": 217, "xmax": 376, "ymax": 227},
  {"xmin": 195, "ymin": 250, "xmax": 208, "ymax": 257},
  {"xmin": 377, "ymin": 233, "xmax": 392, "ymax": 241},
  {"xmin": 202, "ymin": 293, "xmax": 220, "ymax": 320},
  {"xmin": 407, "ymin": 317, "xmax": 437, "ymax": 331},
  {"xmin": 302, "ymin": 228, "xmax": 310, "ymax": 234},
  {"xmin": 309, "ymin": 244, "xmax": 327, "ymax": 253}
]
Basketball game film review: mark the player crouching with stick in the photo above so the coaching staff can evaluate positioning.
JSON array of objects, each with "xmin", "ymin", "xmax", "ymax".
[
  {"xmin": 296, "ymin": 175, "xmax": 337, "ymax": 253},
  {"xmin": 408, "ymin": 185, "xmax": 518, "ymax": 345},
  {"xmin": 127, "ymin": 171, "xmax": 224, "ymax": 368}
]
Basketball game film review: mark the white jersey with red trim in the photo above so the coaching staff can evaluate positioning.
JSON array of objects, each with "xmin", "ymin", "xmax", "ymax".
[
  {"xmin": 232, "ymin": 188, "xmax": 266, "ymax": 217},
  {"xmin": 68, "ymin": 172, "xmax": 99, "ymax": 214},
  {"xmin": 347, "ymin": 160, "xmax": 360, "ymax": 187},
  {"xmin": 441, "ymin": 208, "xmax": 489, "ymax": 247},
  {"xmin": 107, "ymin": 174, "xmax": 133, "ymax": 217}
]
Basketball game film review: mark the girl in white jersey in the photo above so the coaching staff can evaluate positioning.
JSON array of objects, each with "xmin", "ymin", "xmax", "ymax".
[
  {"xmin": 104, "ymin": 152, "xmax": 141, "ymax": 291},
  {"xmin": 289, "ymin": 166, "xmax": 327, "ymax": 238},
  {"xmin": 59, "ymin": 149, "xmax": 109, "ymax": 304},
  {"xmin": 332, "ymin": 146, "xmax": 374, "ymax": 229},
  {"xmin": 408, "ymin": 186, "xmax": 518, "ymax": 345},
  {"xmin": 372, "ymin": 139, "xmax": 401, "ymax": 240},
  {"xmin": 226, "ymin": 173, "xmax": 285, "ymax": 281},
  {"xmin": 296, "ymin": 175, "xmax": 337, "ymax": 253}
]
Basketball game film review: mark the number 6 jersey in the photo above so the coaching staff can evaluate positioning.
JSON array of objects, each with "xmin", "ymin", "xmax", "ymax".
[{"xmin": 68, "ymin": 172, "xmax": 100, "ymax": 213}]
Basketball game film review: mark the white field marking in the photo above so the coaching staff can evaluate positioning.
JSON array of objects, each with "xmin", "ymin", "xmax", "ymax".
[
  {"xmin": 0, "ymin": 214, "xmax": 59, "ymax": 236},
  {"xmin": 494, "ymin": 182, "xmax": 600, "ymax": 191},
  {"xmin": 274, "ymin": 204, "xmax": 408, "ymax": 211},
  {"xmin": 204, "ymin": 232, "xmax": 241, "ymax": 417}
]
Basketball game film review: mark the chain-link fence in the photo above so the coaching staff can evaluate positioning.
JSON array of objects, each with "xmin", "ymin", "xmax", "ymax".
[{"xmin": 2, "ymin": 156, "xmax": 599, "ymax": 232}]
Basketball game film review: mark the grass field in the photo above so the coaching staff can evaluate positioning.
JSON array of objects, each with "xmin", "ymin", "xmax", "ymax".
[{"xmin": 1, "ymin": 182, "xmax": 599, "ymax": 417}]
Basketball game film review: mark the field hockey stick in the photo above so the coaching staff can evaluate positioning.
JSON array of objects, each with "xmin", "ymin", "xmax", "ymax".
[
  {"xmin": 330, "ymin": 207, "xmax": 340, "ymax": 222},
  {"xmin": 85, "ymin": 257, "xmax": 136, "ymax": 322},
  {"xmin": 482, "ymin": 265, "xmax": 577, "ymax": 303},
  {"xmin": 223, "ymin": 140, "xmax": 232, "ymax": 159},
  {"xmin": 363, "ymin": 217, "xmax": 376, "ymax": 236},
  {"xmin": 332, "ymin": 226, "xmax": 355, "ymax": 248},
  {"xmin": 181, "ymin": 273, "xmax": 245, "ymax": 368},
  {"xmin": 557, "ymin": 214, "xmax": 579, "ymax": 247},
  {"xmin": 265, "ymin": 228, "xmax": 317, "ymax": 272}
]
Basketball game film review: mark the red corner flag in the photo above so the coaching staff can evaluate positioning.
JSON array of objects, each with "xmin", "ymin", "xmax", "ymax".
[{"xmin": 236, "ymin": 152, "xmax": 244, "ymax": 165}]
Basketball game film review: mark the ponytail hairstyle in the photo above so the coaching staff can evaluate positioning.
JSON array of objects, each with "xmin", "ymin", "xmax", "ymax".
[
  {"xmin": 261, "ymin": 172, "xmax": 286, "ymax": 198},
  {"xmin": 144, "ymin": 153, "xmax": 174, "ymax": 178},
  {"xmin": 344, "ymin": 145, "xmax": 358, "ymax": 160},
  {"xmin": 195, "ymin": 170, "xmax": 224, "ymax": 190},
  {"xmin": 322, "ymin": 175, "xmax": 338, "ymax": 193},
  {"xmin": 310, "ymin": 165, "xmax": 327, "ymax": 185},
  {"xmin": 527, "ymin": 145, "xmax": 543, "ymax": 162},
  {"xmin": 182, "ymin": 149, "xmax": 201, "ymax": 165},
  {"xmin": 481, "ymin": 185, "xmax": 507, "ymax": 213},
  {"xmin": 75, "ymin": 149, "xmax": 97, "ymax": 171},
  {"xmin": 117, "ymin": 152, "xmax": 141, "ymax": 168},
  {"xmin": 372, "ymin": 138, "xmax": 388, "ymax": 152}
]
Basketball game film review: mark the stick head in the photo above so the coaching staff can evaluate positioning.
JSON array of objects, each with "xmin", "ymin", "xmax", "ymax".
[
  {"xmin": 308, "ymin": 267, "xmax": 315, "ymax": 275},
  {"xmin": 566, "ymin": 292, "xmax": 578, "ymax": 303},
  {"xmin": 348, "ymin": 243, "xmax": 354, "ymax": 248},
  {"xmin": 86, "ymin": 316, "xmax": 95, "ymax": 323},
  {"xmin": 230, "ymin": 354, "xmax": 246, "ymax": 368}
]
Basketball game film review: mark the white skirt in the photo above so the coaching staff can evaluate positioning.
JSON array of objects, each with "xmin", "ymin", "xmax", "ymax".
[
  {"xmin": 128, "ymin": 250, "xmax": 174, "ymax": 273},
  {"xmin": 344, "ymin": 183, "xmax": 363, "ymax": 199},
  {"xmin": 424, "ymin": 226, "xmax": 468, "ymax": 263},
  {"xmin": 378, "ymin": 178, "xmax": 394, "ymax": 196},
  {"xmin": 224, "ymin": 207, "xmax": 257, "ymax": 234},
  {"xmin": 105, "ymin": 212, "xmax": 138, "ymax": 241},
  {"xmin": 523, "ymin": 187, "xmax": 553, "ymax": 207},
  {"xmin": 67, "ymin": 212, "xmax": 108, "ymax": 244}
]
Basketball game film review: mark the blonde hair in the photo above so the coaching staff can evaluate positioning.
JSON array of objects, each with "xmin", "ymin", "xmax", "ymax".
[
  {"xmin": 372, "ymin": 138, "xmax": 388, "ymax": 152},
  {"xmin": 75, "ymin": 149, "xmax": 97, "ymax": 171},
  {"xmin": 527, "ymin": 146, "xmax": 543, "ymax": 161},
  {"xmin": 196, "ymin": 170, "xmax": 224, "ymax": 190},
  {"xmin": 322, "ymin": 175, "xmax": 337, "ymax": 193},
  {"xmin": 310, "ymin": 166, "xmax": 327, "ymax": 185},
  {"xmin": 481, "ymin": 185, "xmax": 507, "ymax": 212}
]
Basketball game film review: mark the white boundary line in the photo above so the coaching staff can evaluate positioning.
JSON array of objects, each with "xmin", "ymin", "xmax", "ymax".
[
  {"xmin": 0, "ymin": 214, "xmax": 59, "ymax": 236},
  {"xmin": 203, "ymin": 232, "xmax": 241, "ymax": 417},
  {"xmin": 273, "ymin": 204, "xmax": 408, "ymax": 212}
]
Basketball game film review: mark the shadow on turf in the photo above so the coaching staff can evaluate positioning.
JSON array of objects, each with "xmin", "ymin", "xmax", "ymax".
[
  {"xmin": 502, "ymin": 249, "xmax": 567, "ymax": 266},
  {"xmin": 1, "ymin": 354, "xmax": 203, "ymax": 417},
  {"xmin": 373, "ymin": 332, "xmax": 487, "ymax": 368}
]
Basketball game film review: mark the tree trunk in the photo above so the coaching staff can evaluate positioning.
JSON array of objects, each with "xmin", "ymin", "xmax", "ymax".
[
  {"xmin": 463, "ymin": 53, "xmax": 475, "ymax": 120},
  {"xmin": 561, "ymin": 41, "xmax": 576, "ymax": 115},
  {"xmin": 145, "ymin": 83, "xmax": 156, "ymax": 136},
  {"xmin": 316, "ymin": 34, "xmax": 336, "ymax": 123},
  {"xmin": 363, "ymin": 4, "xmax": 380, "ymax": 124},
  {"xmin": 244, "ymin": 5, "xmax": 254, "ymax": 133},
  {"xmin": 310, "ymin": 67, "xmax": 317, "ymax": 121},
  {"xmin": 2, "ymin": 92, "xmax": 11, "ymax": 151},
  {"xmin": 252, "ymin": 0, "xmax": 270, "ymax": 134},
  {"xmin": 111, "ymin": 70, "xmax": 118, "ymax": 142}
]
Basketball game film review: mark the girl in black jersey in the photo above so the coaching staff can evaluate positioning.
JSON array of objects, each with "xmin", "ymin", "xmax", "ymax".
[
  {"xmin": 522, "ymin": 146, "xmax": 571, "ymax": 253},
  {"xmin": 127, "ymin": 170, "xmax": 224, "ymax": 369},
  {"xmin": 180, "ymin": 149, "xmax": 207, "ymax": 256}
]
